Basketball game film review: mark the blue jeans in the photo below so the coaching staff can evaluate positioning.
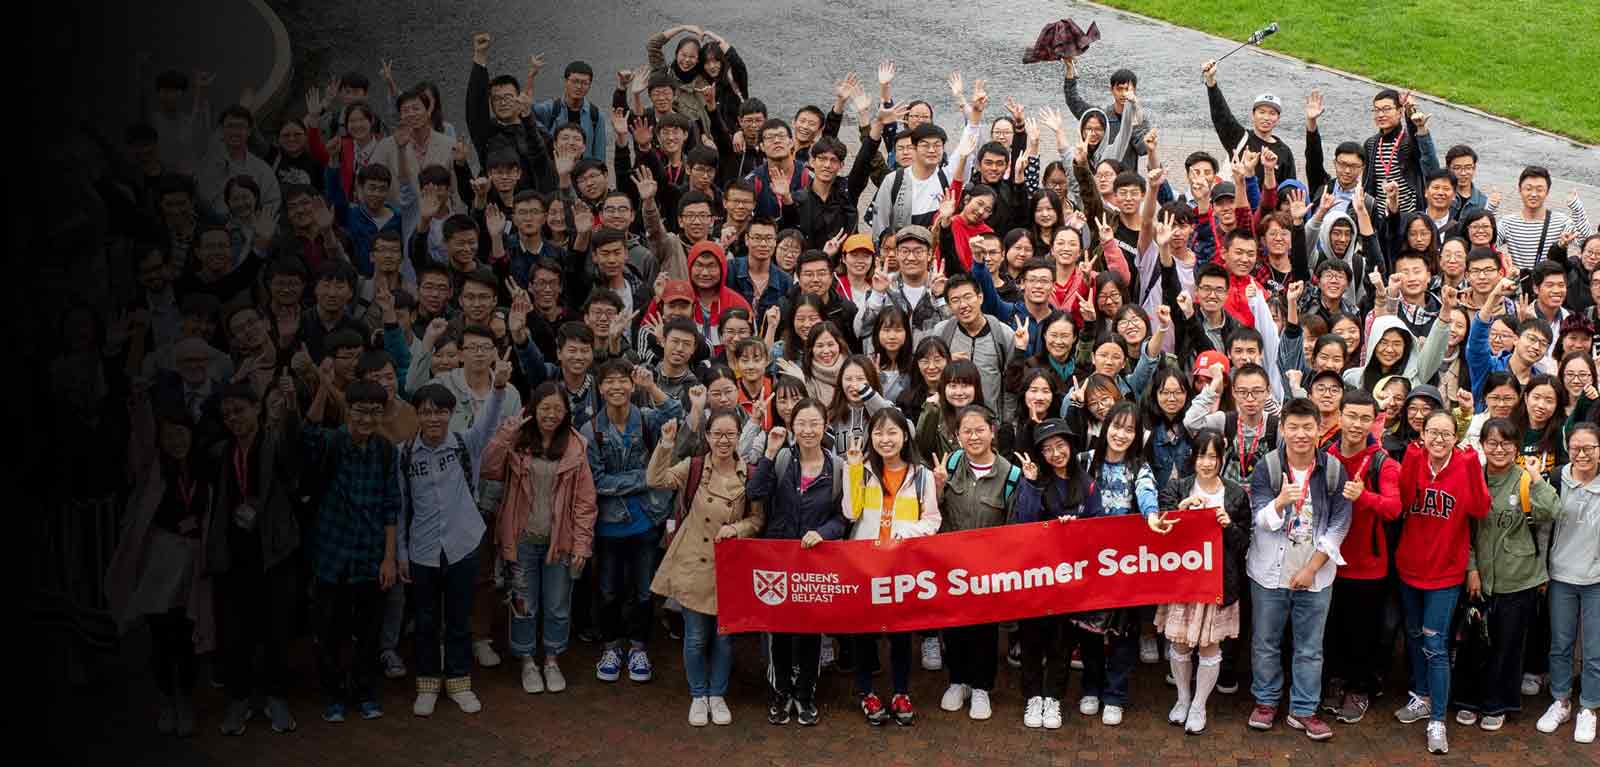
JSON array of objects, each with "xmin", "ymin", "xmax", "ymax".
[
  {"xmin": 596, "ymin": 529, "xmax": 659, "ymax": 646},
  {"xmin": 508, "ymin": 541, "xmax": 575, "ymax": 657},
  {"xmin": 682, "ymin": 608, "xmax": 732, "ymax": 697},
  {"xmin": 410, "ymin": 548, "xmax": 478, "ymax": 679},
  {"xmin": 1249, "ymin": 581, "xmax": 1333, "ymax": 717},
  {"xmin": 1548, "ymin": 580, "xmax": 1600, "ymax": 709},
  {"xmin": 1399, "ymin": 582, "xmax": 1460, "ymax": 721}
]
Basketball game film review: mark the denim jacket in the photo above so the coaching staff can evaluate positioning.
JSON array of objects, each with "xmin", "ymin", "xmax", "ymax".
[{"xmin": 580, "ymin": 399, "xmax": 682, "ymax": 537}]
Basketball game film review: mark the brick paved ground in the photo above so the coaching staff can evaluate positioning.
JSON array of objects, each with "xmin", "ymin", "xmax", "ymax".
[{"xmin": 66, "ymin": 618, "xmax": 1596, "ymax": 767}]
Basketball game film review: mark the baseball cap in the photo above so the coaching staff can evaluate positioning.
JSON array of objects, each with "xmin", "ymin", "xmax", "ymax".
[
  {"xmin": 1252, "ymin": 94, "xmax": 1283, "ymax": 114},
  {"xmin": 1210, "ymin": 181, "xmax": 1238, "ymax": 204},
  {"xmin": 897, "ymin": 225, "xmax": 934, "ymax": 247},
  {"xmin": 659, "ymin": 280, "xmax": 695, "ymax": 305},
  {"xmin": 1193, "ymin": 350, "xmax": 1229, "ymax": 381},
  {"xmin": 841, "ymin": 233, "xmax": 875, "ymax": 254},
  {"xmin": 1032, "ymin": 419, "xmax": 1074, "ymax": 450},
  {"xmin": 1308, "ymin": 368, "xmax": 1346, "ymax": 392}
]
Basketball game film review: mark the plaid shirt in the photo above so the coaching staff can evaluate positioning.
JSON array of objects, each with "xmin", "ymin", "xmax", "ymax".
[{"xmin": 304, "ymin": 426, "xmax": 400, "ymax": 584}]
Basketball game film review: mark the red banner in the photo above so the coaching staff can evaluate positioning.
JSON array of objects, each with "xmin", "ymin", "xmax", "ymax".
[{"xmin": 716, "ymin": 510, "xmax": 1223, "ymax": 635}]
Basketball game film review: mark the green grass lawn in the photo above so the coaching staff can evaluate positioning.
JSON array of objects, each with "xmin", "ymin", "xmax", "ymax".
[{"xmin": 1097, "ymin": 0, "xmax": 1599, "ymax": 144}]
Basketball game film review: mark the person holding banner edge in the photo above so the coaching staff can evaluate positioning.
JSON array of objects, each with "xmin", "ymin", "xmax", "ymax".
[
  {"xmin": 841, "ymin": 409, "xmax": 940, "ymax": 726},
  {"xmin": 746, "ymin": 398, "xmax": 850, "ymax": 726},
  {"xmin": 1154, "ymin": 429, "xmax": 1252, "ymax": 735}
]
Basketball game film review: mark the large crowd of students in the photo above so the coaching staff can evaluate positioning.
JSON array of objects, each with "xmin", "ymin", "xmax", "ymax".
[{"xmin": 86, "ymin": 22, "xmax": 1600, "ymax": 756}]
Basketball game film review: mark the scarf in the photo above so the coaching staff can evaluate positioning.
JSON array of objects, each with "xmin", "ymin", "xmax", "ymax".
[
  {"xmin": 808, "ymin": 355, "xmax": 844, "ymax": 405},
  {"xmin": 1224, "ymin": 273, "xmax": 1256, "ymax": 328}
]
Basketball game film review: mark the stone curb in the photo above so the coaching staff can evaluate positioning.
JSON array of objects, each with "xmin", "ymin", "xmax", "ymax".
[{"xmin": 1084, "ymin": 1, "xmax": 1598, "ymax": 150}]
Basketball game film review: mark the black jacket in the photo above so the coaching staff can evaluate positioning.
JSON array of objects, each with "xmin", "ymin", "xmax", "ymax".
[
  {"xmin": 465, "ymin": 63, "xmax": 558, "ymax": 193},
  {"xmin": 782, "ymin": 132, "xmax": 882, "ymax": 252},
  {"xmin": 1158, "ymin": 475, "xmax": 1251, "ymax": 607}
]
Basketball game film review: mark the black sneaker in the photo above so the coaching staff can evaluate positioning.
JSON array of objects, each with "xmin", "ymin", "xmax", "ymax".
[
  {"xmin": 795, "ymin": 698, "xmax": 819, "ymax": 726},
  {"xmin": 768, "ymin": 693, "xmax": 793, "ymax": 725}
]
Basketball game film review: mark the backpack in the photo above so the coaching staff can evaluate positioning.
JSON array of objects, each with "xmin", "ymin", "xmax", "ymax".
[
  {"xmin": 662, "ymin": 454, "xmax": 749, "ymax": 549},
  {"xmin": 774, "ymin": 447, "xmax": 845, "ymax": 511},
  {"xmin": 400, "ymin": 432, "xmax": 473, "ymax": 544},
  {"xmin": 1262, "ymin": 451, "xmax": 1346, "ymax": 516},
  {"xmin": 1515, "ymin": 468, "xmax": 1543, "ymax": 557},
  {"xmin": 945, "ymin": 449, "xmax": 1023, "ymax": 503},
  {"xmin": 1224, "ymin": 411, "xmax": 1280, "ymax": 488},
  {"xmin": 886, "ymin": 165, "xmax": 950, "ymax": 231}
]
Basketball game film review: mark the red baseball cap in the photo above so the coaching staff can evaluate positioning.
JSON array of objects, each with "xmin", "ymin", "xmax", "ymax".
[
  {"xmin": 659, "ymin": 280, "xmax": 695, "ymax": 305},
  {"xmin": 1193, "ymin": 350, "xmax": 1230, "ymax": 381}
]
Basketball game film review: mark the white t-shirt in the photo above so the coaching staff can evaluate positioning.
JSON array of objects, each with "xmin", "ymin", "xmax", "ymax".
[
  {"xmin": 1280, "ymin": 467, "xmax": 1317, "ymax": 588},
  {"xmin": 1196, "ymin": 482, "xmax": 1225, "ymax": 512},
  {"xmin": 901, "ymin": 284, "xmax": 928, "ymax": 309},
  {"xmin": 907, "ymin": 169, "xmax": 945, "ymax": 217}
]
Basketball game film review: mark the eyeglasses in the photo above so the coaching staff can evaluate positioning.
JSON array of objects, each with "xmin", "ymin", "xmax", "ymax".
[
  {"xmin": 531, "ymin": 278, "xmax": 560, "ymax": 291},
  {"xmin": 1312, "ymin": 383, "xmax": 1344, "ymax": 394},
  {"xmin": 957, "ymin": 427, "xmax": 991, "ymax": 438},
  {"xmin": 1424, "ymin": 429, "xmax": 1456, "ymax": 441},
  {"xmin": 1334, "ymin": 160, "xmax": 1364, "ymax": 171},
  {"xmin": 462, "ymin": 343, "xmax": 497, "ymax": 353},
  {"xmin": 1235, "ymin": 388, "xmax": 1267, "ymax": 400},
  {"xmin": 1448, "ymin": 163, "xmax": 1476, "ymax": 173},
  {"xmin": 600, "ymin": 205, "xmax": 631, "ymax": 214},
  {"xmin": 1485, "ymin": 394, "xmax": 1518, "ymax": 406},
  {"xmin": 1196, "ymin": 285, "xmax": 1227, "ymax": 296},
  {"xmin": 681, "ymin": 213, "xmax": 713, "ymax": 222},
  {"xmin": 350, "ymin": 406, "xmax": 385, "ymax": 419},
  {"xmin": 708, "ymin": 431, "xmax": 739, "ymax": 442},
  {"xmin": 1371, "ymin": 105, "xmax": 1399, "ymax": 115},
  {"xmin": 747, "ymin": 234, "xmax": 776, "ymax": 244},
  {"xmin": 1468, "ymin": 266, "xmax": 1501, "ymax": 277},
  {"xmin": 1482, "ymin": 440, "xmax": 1517, "ymax": 452},
  {"xmin": 1572, "ymin": 445, "xmax": 1600, "ymax": 456}
]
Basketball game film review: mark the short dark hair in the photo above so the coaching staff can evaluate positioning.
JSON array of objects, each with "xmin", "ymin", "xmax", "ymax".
[
  {"xmin": 794, "ymin": 105, "xmax": 825, "ymax": 125},
  {"xmin": 267, "ymin": 256, "xmax": 308, "ymax": 283},
  {"xmin": 219, "ymin": 104, "xmax": 254, "ymax": 127},
  {"xmin": 1333, "ymin": 141, "xmax": 1365, "ymax": 162},
  {"xmin": 356, "ymin": 162, "xmax": 392, "ymax": 187},
  {"xmin": 1223, "ymin": 228, "xmax": 1256, "ymax": 251},
  {"xmin": 1184, "ymin": 151, "xmax": 1219, "ymax": 174},
  {"xmin": 461, "ymin": 323, "xmax": 496, "ymax": 344},
  {"xmin": 908, "ymin": 123, "xmax": 947, "ymax": 146},
  {"xmin": 810, "ymin": 136, "xmax": 847, "ymax": 163},
  {"xmin": 418, "ymin": 164, "xmax": 453, "ymax": 188},
  {"xmin": 1228, "ymin": 326, "xmax": 1264, "ymax": 353},
  {"xmin": 1532, "ymin": 260, "xmax": 1567, "ymax": 288},
  {"xmin": 442, "ymin": 214, "xmax": 479, "ymax": 241},
  {"xmin": 759, "ymin": 117, "xmax": 793, "ymax": 139},
  {"xmin": 724, "ymin": 178, "xmax": 757, "ymax": 199},
  {"xmin": 341, "ymin": 72, "xmax": 371, "ymax": 92},
  {"xmin": 462, "ymin": 267, "xmax": 499, "ymax": 294},
  {"xmin": 1315, "ymin": 258, "xmax": 1353, "ymax": 280},
  {"xmin": 1195, "ymin": 262, "xmax": 1229, "ymax": 286},
  {"xmin": 1522, "ymin": 317, "xmax": 1555, "ymax": 345},
  {"xmin": 356, "ymin": 350, "xmax": 396, "ymax": 378},
  {"xmin": 944, "ymin": 273, "xmax": 979, "ymax": 300},
  {"xmin": 409, "ymin": 382, "xmax": 458, "ymax": 411},
  {"xmin": 557, "ymin": 321, "xmax": 595, "ymax": 349},
  {"xmin": 583, "ymin": 289, "xmax": 624, "ymax": 314},
  {"xmin": 686, "ymin": 145, "xmax": 719, "ymax": 170},
  {"xmin": 590, "ymin": 227, "xmax": 629, "ymax": 252},
  {"xmin": 1444, "ymin": 144, "xmax": 1477, "ymax": 166},
  {"xmin": 965, "ymin": 183, "xmax": 996, "ymax": 201},
  {"xmin": 595, "ymin": 358, "xmax": 634, "ymax": 383},
  {"xmin": 678, "ymin": 190, "xmax": 715, "ymax": 216},
  {"xmin": 796, "ymin": 248, "xmax": 832, "ymax": 271},
  {"xmin": 1424, "ymin": 168, "xmax": 1454, "ymax": 188},
  {"xmin": 738, "ymin": 97, "xmax": 768, "ymax": 118},
  {"xmin": 512, "ymin": 189, "xmax": 550, "ymax": 210},
  {"xmin": 326, "ymin": 329, "xmax": 367, "ymax": 354},
  {"xmin": 1372, "ymin": 88, "xmax": 1402, "ymax": 107},
  {"xmin": 1112, "ymin": 171, "xmax": 1146, "ymax": 193},
  {"xmin": 1109, "ymin": 69, "xmax": 1138, "ymax": 88},
  {"xmin": 315, "ymin": 259, "xmax": 358, "ymax": 289},
  {"xmin": 1518, "ymin": 166, "xmax": 1552, "ymax": 187},
  {"xmin": 976, "ymin": 141, "xmax": 1009, "ymax": 164},
  {"xmin": 281, "ymin": 182, "xmax": 317, "ymax": 205},
  {"xmin": 1282, "ymin": 396, "xmax": 1321, "ymax": 423},
  {"xmin": 1341, "ymin": 387, "xmax": 1377, "ymax": 414},
  {"xmin": 563, "ymin": 61, "xmax": 594, "ymax": 80},
  {"xmin": 662, "ymin": 318, "xmax": 700, "ymax": 341},
  {"xmin": 488, "ymin": 75, "xmax": 520, "ymax": 93}
]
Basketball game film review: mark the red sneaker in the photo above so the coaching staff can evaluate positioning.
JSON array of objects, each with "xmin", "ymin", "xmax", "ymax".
[
  {"xmin": 890, "ymin": 693, "xmax": 916, "ymax": 726},
  {"xmin": 1248, "ymin": 704, "xmax": 1277, "ymax": 730},
  {"xmin": 860, "ymin": 692, "xmax": 888, "ymax": 726},
  {"xmin": 1287, "ymin": 713, "xmax": 1335, "ymax": 741}
]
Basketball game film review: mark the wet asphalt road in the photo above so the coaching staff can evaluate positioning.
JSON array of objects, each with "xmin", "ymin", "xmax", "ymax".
[{"xmin": 279, "ymin": 0, "xmax": 1597, "ymax": 193}]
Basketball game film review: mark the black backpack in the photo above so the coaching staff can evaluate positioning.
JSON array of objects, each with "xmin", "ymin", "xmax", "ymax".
[{"xmin": 400, "ymin": 433, "xmax": 473, "ymax": 542}]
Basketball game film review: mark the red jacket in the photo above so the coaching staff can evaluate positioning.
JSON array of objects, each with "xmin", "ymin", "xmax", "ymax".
[
  {"xmin": 1395, "ymin": 445, "xmax": 1490, "ymax": 589},
  {"xmin": 1328, "ymin": 440, "xmax": 1402, "ymax": 581},
  {"xmin": 639, "ymin": 241, "xmax": 752, "ymax": 352}
]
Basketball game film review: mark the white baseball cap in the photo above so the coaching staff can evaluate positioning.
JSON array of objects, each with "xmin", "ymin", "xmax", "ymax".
[{"xmin": 1252, "ymin": 94, "xmax": 1283, "ymax": 114}]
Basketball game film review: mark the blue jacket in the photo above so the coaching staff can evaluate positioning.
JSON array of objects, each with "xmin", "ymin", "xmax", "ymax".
[
  {"xmin": 1465, "ymin": 315, "xmax": 1548, "ymax": 411},
  {"xmin": 970, "ymin": 259, "xmax": 1059, "ymax": 359},
  {"xmin": 531, "ymin": 97, "xmax": 607, "ymax": 164},
  {"xmin": 581, "ymin": 399, "xmax": 683, "ymax": 537},
  {"xmin": 746, "ymin": 450, "xmax": 849, "ymax": 541},
  {"xmin": 725, "ymin": 257, "xmax": 793, "ymax": 319},
  {"xmin": 325, "ymin": 166, "xmax": 403, "ymax": 277}
]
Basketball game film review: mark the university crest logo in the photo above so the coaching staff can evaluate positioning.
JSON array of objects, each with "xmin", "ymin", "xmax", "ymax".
[{"xmin": 752, "ymin": 569, "xmax": 788, "ymax": 606}]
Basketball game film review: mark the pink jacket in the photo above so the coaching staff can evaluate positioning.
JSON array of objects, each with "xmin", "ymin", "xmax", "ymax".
[{"xmin": 483, "ymin": 424, "xmax": 597, "ymax": 563}]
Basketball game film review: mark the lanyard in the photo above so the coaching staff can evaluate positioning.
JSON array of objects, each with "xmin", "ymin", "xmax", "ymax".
[
  {"xmin": 1238, "ymin": 429, "xmax": 1264, "ymax": 477},
  {"xmin": 233, "ymin": 442, "xmax": 252, "ymax": 498},
  {"xmin": 1291, "ymin": 466, "xmax": 1314, "ymax": 514},
  {"xmin": 1377, "ymin": 130, "xmax": 1401, "ymax": 177}
]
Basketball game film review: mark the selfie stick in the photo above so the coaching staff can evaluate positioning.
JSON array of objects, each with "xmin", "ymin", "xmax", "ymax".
[{"xmin": 1215, "ymin": 22, "xmax": 1279, "ymax": 64}]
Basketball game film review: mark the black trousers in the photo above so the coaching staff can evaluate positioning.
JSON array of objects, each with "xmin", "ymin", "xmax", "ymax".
[
  {"xmin": 1019, "ymin": 615, "xmax": 1069, "ymax": 700},
  {"xmin": 217, "ymin": 558, "xmax": 299, "ymax": 701},
  {"xmin": 312, "ymin": 579, "xmax": 385, "ymax": 704},
  {"xmin": 147, "ymin": 608, "xmax": 196, "ymax": 696},
  {"xmin": 943, "ymin": 623, "xmax": 999, "ymax": 691},
  {"xmin": 1327, "ymin": 576, "xmax": 1390, "ymax": 696},
  {"xmin": 768, "ymin": 632, "xmax": 821, "ymax": 702},
  {"xmin": 1453, "ymin": 586, "xmax": 1540, "ymax": 716}
]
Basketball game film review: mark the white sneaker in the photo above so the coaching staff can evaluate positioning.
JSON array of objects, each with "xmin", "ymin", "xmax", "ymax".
[
  {"xmin": 818, "ymin": 637, "xmax": 835, "ymax": 667},
  {"xmin": 708, "ymin": 696, "xmax": 732, "ymax": 726},
  {"xmin": 412, "ymin": 692, "xmax": 437, "ymax": 717},
  {"xmin": 1140, "ymin": 635, "xmax": 1160, "ymax": 664},
  {"xmin": 689, "ymin": 697, "xmax": 709, "ymax": 727},
  {"xmin": 1537, "ymin": 699, "xmax": 1573, "ymax": 733},
  {"xmin": 940, "ymin": 684, "xmax": 970, "ymax": 712},
  {"xmin": 921, "ymin": 637, "xmax": 943, "ymax": 671},
  {"xmin": 1024, "ymin": 696, "xmax": 1045, "ymax": 728},
  {"xmin": 449, "ymin": 690, "xmax": 482, "ymax": 714},
  {"xmin": 1169, "ymin": 699, "xmax": 1190, "ymax": 725},
  {"xmin": 473, "ymin": 639, "xmax": 502, "ymax": 668},
  {"xmin": 969, "ymin": 689, "xmax": 992, "ymax": 720},
  {"xmin": 1042, "ymin": 697, "xmax": 1063, "ymax": 729},
  {"xmin": 521, "ymin": 658, "xmax": 544, "ymax": 694},
  {"xmin": 1079, "ymin": 695, "xmax": 1101, "ymax": 716},
  {"xmin": 1576, "ymin": 708, "xmax": 1597, "ymax": 744},
  {"xmin": 1426, "ymin": 721, "xmax": 1449, "ymax": 754},
  {"xmin": 1521, "ymin": 673, "xmax": 1543, "ymax": 696},
  {"xmin": 1102, "ymin": 704, "xmax": 1124, "ymax": 726},
  {"xmin": 1184, "ymin": 702, "xmax": 1208, "ymax": 734},
  {"xmin": 543, "ymin": 661, "xmax": 567, "ymax": 692}
]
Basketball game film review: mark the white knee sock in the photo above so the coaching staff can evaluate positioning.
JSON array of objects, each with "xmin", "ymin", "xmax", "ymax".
[
  {"xmin": 1169, "ymin": 645, "xmax": 1194, "ymax": 707},
  {"xmin": 1193, "ymin": 652, "xmax": 1222, "ymax": 711}
]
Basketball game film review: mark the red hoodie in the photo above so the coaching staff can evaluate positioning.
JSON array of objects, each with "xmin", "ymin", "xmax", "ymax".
[
  {"xmin": 639, "ymin": 241, "xmax": 752, "ymax": 352},
  {"xmin": 1327, "ymin": 440, "xmax": 1402, "ymax": 581},
  {"xmin": 1395, "ymin": 445, "xmax": 1490, "ymax": 589}
]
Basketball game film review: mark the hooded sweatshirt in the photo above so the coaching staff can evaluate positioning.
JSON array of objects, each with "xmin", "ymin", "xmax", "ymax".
[
  {"xmin": 638, "ymin": 242, "xmax": 753, "ymax": 351},
  {"xmin": 1384, "ymin": 384, "xmax": 1445, "ymax": 462},
  {"xmin": 1344, "ymin": 314, "xmax": 1450, "ymax": 393},
  {"xmin": 1396, "ymin": 444, "xmax": 1490, "ymax": 589},
  {"xmin": 1328, "ymin": 438, "xmax": 1402, "ymax": 581},
  {"xmin": 1552, "ymin": 464, "xmax": 1600, "ymax": 586}
]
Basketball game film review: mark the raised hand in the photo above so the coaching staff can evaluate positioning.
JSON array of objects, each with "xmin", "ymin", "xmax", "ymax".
[
  {"xmin": 878, "ymin": 61, "xmax": 896, "ymax": 86},
  {"xmin": 554, "ymin": 148, "xmax": 577, "ymax": 178},
  {"xmin": 932, "ymin": 452, "xmax": 950, "ymax": 490},
  {"xmin": 630, "ymin": 364, "xmax": 655, "ymax": 392},
  {"xmin": 844, "ymin": 433, "xmax": 865, "ymax": 465},
  {"xmin": 687, "ymin": 384, "xmax": 708, "ymax": 414},
  {"xmin": 1305, "ymin": 89, "xmax": 1324, "ymax": 126},
  {"xmin": 527, "ymin": 53, "xmax": 546, "ymax": 80},
  {"xmin": 1146, "ymin": 512, "xmax": 1177, "ymax": 534},
  {"xmin": 876, "ymin": 102, "xmax": 910, "ymax": 127},
  {"xmin": 1096, "ymin": 213, "xmax": 1117, "ymax": 245},
  {"xmin": 1153, "ymin": 210, "xmax": 1176, "ymax": 248},
  {"xmin": 1005, "ymin": 96, "xmax": 1026, "ymax": 126},
  {"xmin": 1079, "ymin": 287, "xmax": 1097, "ymax": 323},
  {"xmin": 1072, "ymin": 141, "xmax": 1089, "ymax": 167},
  {"xmin": 1013, "ymin": 317, "xmax": 1031, "ymax": 351},
  {"xmin": 765, "ymin": 426, "xmax": 788, "ymax": 457},
  {"xmin": 1175, "ymin": 290, "xmax": 1194, "ymax": 318},
  {"xmin": 954, "ymin": 131, "xmax": 978, "ymax": 161},
  {"xmin": 1261, "ymin": 146, "xmax": 1279, "ymax": 173},
  {"xmin": 659, "ymin": 418, "xmax": 679, "ymax": 445},
  {"xmin": 946, "ymin": 71, "xmax": 965, "ymax": 103},
  {"xmin": 493, "ymin": 347, "xmax": 514, "ymax": 388},
  {"xmin": 763, "ymin": 304, "xmax": 782, "ymax": 334},
  {"xmin": 1156, "ymin": 304, "xmax": 1172, "ymax": 331},
  {"xmin": 473, "ymin": 32, "xmax": 492, "ymax": 57},
  {"xmin": 1201, "ymin": 60, "xmax": 1218, "ymax": 87},
  {"xmin": 822, "ymin": 229, "xmax": 847, "ymax": 258},
  {"xmin": 1287, "ymin": 187, "xmax": 1309, "ymax": 220},
  {"xmin": 632, "ymin": 165, "xmax": 658, "ymax": 201},
  {"xmin": 1039, "ymin": 106, "xmax": 1064, "ymax": 139},
  {"xmin": 1286, "ymin": 280, "xmax": 1305, "ymax": 304},
  {"xmin": 1013, "ymin": 451, "xmax": 1039, "ymax": 481},
  {"xmin": 937, "ymin": 186, "xmax": 960, "ymax": 221},
  {"xmin": 470, "ymin": 176, "xmax": 491, "ymax": 208},
  {"xmin": 1454, "ymin": 385, "xmax": 1475, "ymax": 413},
  {"xmin": 423, "ymin": 317, "xmax": 449, "ymax": 346},
  {"xmin": 1143, "ymin": 126, "xmax": 1160, "ymax": 154},
  {"xmin": 452, "ymin": 135, "xmax": 469, "ymax": 165},
  {"xmin": 485, "ymin": 202, "xmax": 506, "ymax": 235}
]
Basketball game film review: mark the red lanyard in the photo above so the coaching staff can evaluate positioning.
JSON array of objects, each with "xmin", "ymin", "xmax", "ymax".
[
  {"xmin": 233, "ymin": 443, "xmax": 252, "ymax": 498},
  {"xmin": 1238, "ymin": 428, "xmax": 1264, "ymax": 476},
  {"xmin": 1377, "ymin": 131, "xmax": 1401, "ymax": 177}
]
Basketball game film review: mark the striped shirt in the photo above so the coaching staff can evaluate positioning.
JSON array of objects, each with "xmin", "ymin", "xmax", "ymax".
[{"xmin": 1491, "ymin": 199, "xmax": 1592, "ymax": 271}]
